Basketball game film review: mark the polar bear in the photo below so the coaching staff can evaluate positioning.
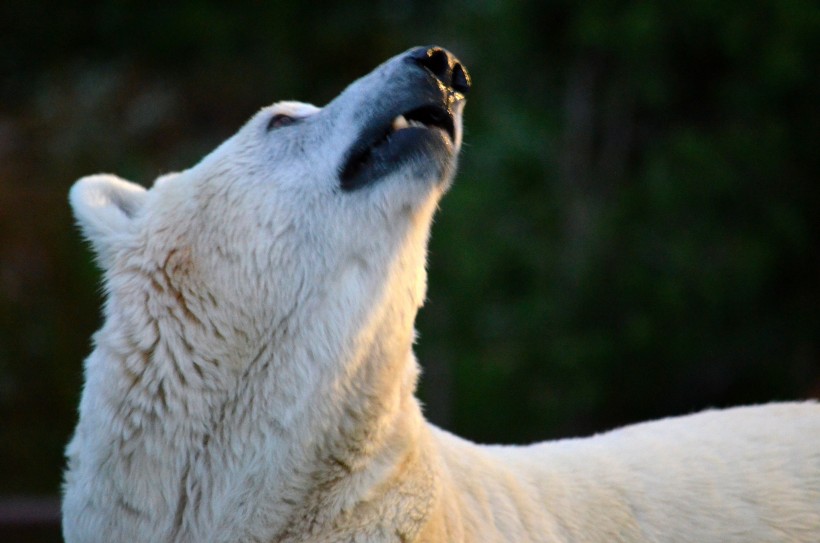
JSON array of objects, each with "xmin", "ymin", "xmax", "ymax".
[{"xmin": 63, "ymin": 46, "xmax": 819, "ymax": 543}]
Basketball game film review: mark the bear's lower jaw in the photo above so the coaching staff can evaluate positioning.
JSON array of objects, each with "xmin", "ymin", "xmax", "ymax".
[
  {"xmin": 339, "ymin": 122, "xmax": 453, "ymax": 191},
  {"xmin": 338, "ymin": 75, "xmax": 461, "ymax": 192}
]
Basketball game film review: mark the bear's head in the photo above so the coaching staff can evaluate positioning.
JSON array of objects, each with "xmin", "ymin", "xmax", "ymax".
[
  {"xmin": 69, "ymin": 47, "xmax": 469, "ymax": 380},
  {"xmin": 63, "ymin": 47, "xmax": 469, "ymax": 543}
]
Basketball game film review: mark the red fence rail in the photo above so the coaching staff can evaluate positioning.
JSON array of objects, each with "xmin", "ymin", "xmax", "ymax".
[{"xmin": 0, "ymin": 497, "xmax": 61, "ymax": 543}]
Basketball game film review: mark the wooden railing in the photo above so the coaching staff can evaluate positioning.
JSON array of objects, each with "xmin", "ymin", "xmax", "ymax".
[{"xmin": 0, "ymin": 496, "xmax": 61, "ymax": 543}]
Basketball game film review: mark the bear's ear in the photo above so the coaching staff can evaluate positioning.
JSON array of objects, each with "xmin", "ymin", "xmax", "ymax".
[{"xmin": 69, "ymin": 174, "xmax": 147, "ymax": 264}]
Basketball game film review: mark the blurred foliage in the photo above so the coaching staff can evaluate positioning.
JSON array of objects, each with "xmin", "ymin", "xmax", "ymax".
[{"xmin": 0, "ymin": 0, "xmax": 818, "ymax": 509}]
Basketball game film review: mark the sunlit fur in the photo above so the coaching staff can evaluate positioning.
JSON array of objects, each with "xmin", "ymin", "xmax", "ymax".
[{"xmin": 63, "ymin": 49, "xmax": 820, "ymax": 543}]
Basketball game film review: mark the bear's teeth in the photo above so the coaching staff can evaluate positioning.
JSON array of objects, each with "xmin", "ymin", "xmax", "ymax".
[
  {"xmin": 392, "ymin": 114, "xmax": 429, "ymax": 132},
  {"xmin": 392, "ymin": 115, "xmax": 409, "ymax": 131}
]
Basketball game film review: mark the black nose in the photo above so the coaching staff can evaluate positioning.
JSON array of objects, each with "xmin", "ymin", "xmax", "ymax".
[{"xmin": 407, "ymin": 46, "xmax": 471, "ymax": 95}]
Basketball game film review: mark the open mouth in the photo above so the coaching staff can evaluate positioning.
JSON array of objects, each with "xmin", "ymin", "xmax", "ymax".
[
  {"xmin": 339, "ymin": 103, "xmax": 456, "ymax": 191},
  {"xmin": 389, "ymin": 105, "xmax": 456, "ymax": 143}
]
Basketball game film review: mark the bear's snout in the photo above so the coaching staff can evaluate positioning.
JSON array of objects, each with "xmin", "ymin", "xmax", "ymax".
[
  {"xmin": 406, "ymin": 46, "xmax": 471, "ymax": 96},
  {"xmin": 338, "ymin": 46, "xmax": 470, "ymax": 191}
]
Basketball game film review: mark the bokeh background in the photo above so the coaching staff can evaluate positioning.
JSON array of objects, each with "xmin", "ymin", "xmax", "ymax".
[{"xmin": 1, "ymin": 1, "xmax": 818, "ymax": 540}]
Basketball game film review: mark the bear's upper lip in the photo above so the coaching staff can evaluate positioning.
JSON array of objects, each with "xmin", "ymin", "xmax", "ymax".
[{"xmin": 339, "ymin": 93, "xmax": 460, "ymax": 191}]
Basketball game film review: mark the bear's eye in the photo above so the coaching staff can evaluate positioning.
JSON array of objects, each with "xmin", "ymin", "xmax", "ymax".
[{"xmin": 267, "ymin": 113, "xmax": 296, "ymax": 131}]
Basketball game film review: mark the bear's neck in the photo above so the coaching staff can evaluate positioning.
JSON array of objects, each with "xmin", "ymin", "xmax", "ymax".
[
  {"xmin": 260, "ymin": 234, "xmax": 437, "ymax": 540},
  {"xmin": 70, "ymin": 246, "xmax": 436, "ymax": 541}
]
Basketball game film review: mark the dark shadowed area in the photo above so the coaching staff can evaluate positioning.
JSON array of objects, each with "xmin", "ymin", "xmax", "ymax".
[{"xmin": 1, "ymin": 1, "xmax": 818, "ymax": 540}]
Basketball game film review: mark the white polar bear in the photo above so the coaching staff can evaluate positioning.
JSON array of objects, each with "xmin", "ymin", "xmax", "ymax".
[{"xmin": 63, "ymin": 46, "xmax": 820, "ymax": 543}]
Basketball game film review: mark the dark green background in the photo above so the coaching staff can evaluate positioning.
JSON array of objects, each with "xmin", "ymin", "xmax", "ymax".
[{"xmin": 1, "ymin": 1, "xmax": 818, "ymax": 530}]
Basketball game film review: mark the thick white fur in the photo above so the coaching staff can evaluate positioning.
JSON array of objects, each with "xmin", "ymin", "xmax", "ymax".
[{"xmin": 63, "ymin": 49, "xmax": 820, "ymax": 543}]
